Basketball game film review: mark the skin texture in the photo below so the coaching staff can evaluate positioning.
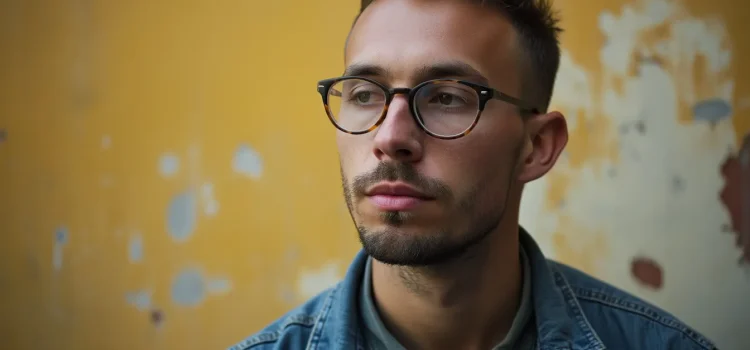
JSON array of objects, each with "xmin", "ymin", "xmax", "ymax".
[{"xmin": 337, "ymin": 0, "xmax": 568, "ymax": 349}]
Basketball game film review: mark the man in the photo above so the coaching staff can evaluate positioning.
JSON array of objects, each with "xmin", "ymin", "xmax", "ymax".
[{"xmin": 231, "ymin": 0, "xmax": 717, "ymax": 349}]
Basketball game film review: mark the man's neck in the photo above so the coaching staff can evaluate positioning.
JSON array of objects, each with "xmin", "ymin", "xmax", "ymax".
[{"xmin": 370, "ymin": 224, "xmax": 523, "ymax": 350}]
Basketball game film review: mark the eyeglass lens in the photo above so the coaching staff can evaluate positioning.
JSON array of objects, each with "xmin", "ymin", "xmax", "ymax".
[{"xmin": 327, "ymin": 78, "xmax": 480, "ymax": 137}]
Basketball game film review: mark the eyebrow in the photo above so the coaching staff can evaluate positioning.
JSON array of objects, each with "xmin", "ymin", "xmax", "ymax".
[{"xmin": 343, "ymin": 61, "xmax": 490, "ymax": 86}]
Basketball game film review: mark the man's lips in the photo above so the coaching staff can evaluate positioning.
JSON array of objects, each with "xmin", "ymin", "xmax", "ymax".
[{"xmin": 364, "ymin": 182, "xmax": 434, "ymax": 211}]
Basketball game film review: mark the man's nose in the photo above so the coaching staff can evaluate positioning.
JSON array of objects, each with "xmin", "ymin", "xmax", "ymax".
[{"xmin": 371, "ymin": 95, "xmax": 425, "ymax": 163}]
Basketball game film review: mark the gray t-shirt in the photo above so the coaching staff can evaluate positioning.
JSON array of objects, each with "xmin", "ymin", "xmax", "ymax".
[{"xmin": 359, "ymin": 249, "xmax": 536, "ymax": 350}]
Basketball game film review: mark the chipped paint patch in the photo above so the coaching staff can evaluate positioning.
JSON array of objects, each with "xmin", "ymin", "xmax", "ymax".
[
  {"xmin": 693, "ymin": 98, "xmax": 732, "ymax": 124},
  {"xmin": 128, "ymin": 232, "xmax": 143, "ymax": 263},
  {"xmin": 296, "ymin": 262, "xmax": 341, "ymax": 301},
  {"xmin": 720, "ymin": 134, "xmax": 750, "ymax": 263},
  {"xmin": 232, "ymin": 144, "xmax": 263, "ymax": 179},
  {"xmin": 597, "ymin": 0, "xmax": 733, "ymax": 126},
  {"xmin": 125, "ymin": 290, "xmax": 152, "ymax": 311},
  {"xmin": 158, "ymin": 152, "xmax": 180, "ymax": 178},
  {"xmin": 201, "ymin": 182, "xmax": 220, "ymax": 217},
  {"xmin": 53, "ymin": 227, "xmax": 68, "ymax": 271},
  {"xmin": 207, "ymin": 277, "xmax": 232, "ymax": 295},
  {"xmin": 631, "ymin": 257, "xmax": 664, "ymax": 290},
  {"xmin": 519, "ymin": 4, "xmax": 740, "ymax": 344},
  {"xmin": 171, "ymin": 268, "xmax": 206, "ymax": 307},
  {"xmin": 167, "ymin": 191, "xmax": 197, "ymax": 242}
]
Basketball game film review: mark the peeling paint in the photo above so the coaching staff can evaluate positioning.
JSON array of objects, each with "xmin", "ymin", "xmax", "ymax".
[
  {"xmin": 125, "ymin": 290, "xmax": 152, "ymax": 311},
  {"xmin": 232, "ymin": 144, "xmax": 263, "ymax": 179},
  {"xmin": 517, "ymin": 4, "xmax": 741, "ymax": 348},
  {"xmin": 53, "ymin": 227, "xmax": 68, "ymax": 271},
  {"xmin": 693, "ymin": 98, "xmax": 732, "ymax": 124},
  {"xmin": 201, "ymin": 182, "xmax": 220, "ymax": 217},
  {"xmin": 296, "ymin": 262, "xmax": 341, "ymax": 301},
  {"xmin": 171, "ymin": 268, "xmax": 206, "ymax": 306},
  {"xmin": 158, "ymin": 152, "xmax": 180, "ymax": 178},
  {"xmin": 128, "ymin": 233, "xmax": 143, "ymax": 263},
  {"xmin": 631, "ymin": 257, "xmax": 664, "ymax": 289},
  {"xmin": 720, "ymin": 134, "xmax": 750, "ymax": 263},
  {"xmin": 167, "ymin": 191, "xmax": 197, "ymax": 242}
]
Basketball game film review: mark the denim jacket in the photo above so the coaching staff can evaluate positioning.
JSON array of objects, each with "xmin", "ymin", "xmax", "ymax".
[{"xmin": 230, "ymin": 228, "xmax": 717, "ymax": 350}]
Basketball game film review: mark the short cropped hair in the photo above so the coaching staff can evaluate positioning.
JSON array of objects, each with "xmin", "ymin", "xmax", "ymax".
[{"xmin": 352, "ymin": 0, "xmax": 563, "ymax": 112}]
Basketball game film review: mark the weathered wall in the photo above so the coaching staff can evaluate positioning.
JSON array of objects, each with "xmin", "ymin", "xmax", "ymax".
[
  {"xmin": 520, "ymin": 1, "xmax": 750, "ymax": 349},
  {"xmin": 0, "ymin": 0, "xmax": 747, "ymax": 349}
]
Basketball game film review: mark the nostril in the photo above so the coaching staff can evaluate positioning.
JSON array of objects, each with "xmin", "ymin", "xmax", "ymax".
[{"xmin": 395, "ymin": 149, "xmax": 412, "ymax": 158}]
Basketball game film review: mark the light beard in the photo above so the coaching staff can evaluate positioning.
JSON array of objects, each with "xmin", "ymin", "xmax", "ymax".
[
  {"xmin": 356, "ymin": 207, "xmax": 501, "ymax": 266},
  {"xmin": 342, "ymin": 174, "xmax": 504, "ymax": 266},
  {"xmin": 340, "ymin": 141, "xmax": 523, "ymax": 267}
]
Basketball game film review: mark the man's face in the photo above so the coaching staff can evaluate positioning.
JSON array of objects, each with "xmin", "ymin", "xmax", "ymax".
[{"xmin": 339, "ymin": 0, "xmax": 528, "ymax": 266}]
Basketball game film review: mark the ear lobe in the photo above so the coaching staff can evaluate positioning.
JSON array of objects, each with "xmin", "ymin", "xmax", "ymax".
[{"xmin": 517, "ymin": 111, "xmax": 568, "ymax": 183}]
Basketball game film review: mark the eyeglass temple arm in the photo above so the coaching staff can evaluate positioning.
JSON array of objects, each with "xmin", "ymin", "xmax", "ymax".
[{"xmin": 490, "ymin": 90, "xmax": 539, "ymax": 115}]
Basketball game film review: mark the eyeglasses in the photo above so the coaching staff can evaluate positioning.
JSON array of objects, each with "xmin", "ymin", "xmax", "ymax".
[{"xmin": 316, "ymin": 76, "xmax": 538, "ymax": 140}]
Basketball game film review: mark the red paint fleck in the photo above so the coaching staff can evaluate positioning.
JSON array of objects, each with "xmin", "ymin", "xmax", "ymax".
[
  {"xmin": 719, "ymin": 133, "xmax": 750, "ymax": 264},
  {"xmin": 631, "ymin": 257, "xmax": 664, "ymax": 290}
]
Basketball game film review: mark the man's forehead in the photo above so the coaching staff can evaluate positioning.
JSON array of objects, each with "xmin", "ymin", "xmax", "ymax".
[{"xmin": 345, "ymin": 0, "xmax": 518, "ymax": 85}]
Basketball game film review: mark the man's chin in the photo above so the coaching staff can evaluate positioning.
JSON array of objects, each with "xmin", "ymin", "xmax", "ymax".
[{"xmin": 357, "ymin": 226, "xmax": 455, "ymax": 266}]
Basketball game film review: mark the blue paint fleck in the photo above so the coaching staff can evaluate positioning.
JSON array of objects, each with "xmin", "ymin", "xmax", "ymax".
[
  {"xmin": 232, "ymin": 144, "xmax": 263, "ymax": 179},
  {"xmin": 128, "ymin": 233, "xmax": 144, "ymax": 263},
  {"xmin": 167, "ymin": 191, "xmax": 197, "ymax": 242},
  {"xmin": 53, "ymin": 227, "xmax": 68, "ymax": 270},
  {"xmin": 55, "ymin": 227, "xmax": 69, "ymax": 244},
  {"xmin": 158, "ymin": 152, "xmax": 180, "ymax": 178},
  {"xmin": 693, "ymin": 98, "xmax": 732, "ymax": 123},
  {"xmin": 171, "ymin": 268, "xmax": 206, "ymax": 307}
]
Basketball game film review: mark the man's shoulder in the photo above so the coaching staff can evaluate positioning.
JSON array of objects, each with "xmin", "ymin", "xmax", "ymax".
[
  {"xmin": 548, "ymin": 260, "xmax": 717, "ymax": 349},
  {"xmin": 227, "ymin": 284, "xmax": 339, "ymax": 350}
]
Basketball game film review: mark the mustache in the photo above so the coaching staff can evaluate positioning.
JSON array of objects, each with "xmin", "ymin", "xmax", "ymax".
[{"xmin": 351, "ymin": 162, "xmax": 452, "ymax": 199}]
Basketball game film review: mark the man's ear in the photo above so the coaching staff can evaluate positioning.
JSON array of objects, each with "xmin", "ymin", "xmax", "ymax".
[{"xmin": 517, "ymin": 111, "xmax": 568, "ymax": 183}]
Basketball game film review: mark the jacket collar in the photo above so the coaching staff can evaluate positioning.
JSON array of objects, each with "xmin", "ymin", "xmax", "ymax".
[
  {"xmin": 520, "ymin": 227, "xmax": 606, "ymax": 350},
  {"xmin": 311, "ymin": 227, "xmax": 605, "ymax": 350}
]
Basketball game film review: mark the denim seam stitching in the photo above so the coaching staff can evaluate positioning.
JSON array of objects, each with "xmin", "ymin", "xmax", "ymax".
[
  {"xmin": 551, "ymin": 266, "xmax": 607, "ymax": 350},
  {"xmin": 571, "ymin": 287, "xmax": 715, "ymax": 350},
  {"xmin": 305, "ymin": 284, "xmax": 339, "ymax": 350},
  {"xmin": 231, "ymin": 315, "xmax": 317, "ymax": 349}
]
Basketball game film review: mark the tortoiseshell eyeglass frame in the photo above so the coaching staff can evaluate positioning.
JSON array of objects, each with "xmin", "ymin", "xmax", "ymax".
[{"xmin": 316, "ymin": 76, "xmax": 539, "ymax": 140}]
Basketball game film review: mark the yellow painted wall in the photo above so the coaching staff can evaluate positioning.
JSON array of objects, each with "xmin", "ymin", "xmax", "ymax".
[{"xmin": 0, "ymin": 1, "xmax": 747, "ymax": 349}]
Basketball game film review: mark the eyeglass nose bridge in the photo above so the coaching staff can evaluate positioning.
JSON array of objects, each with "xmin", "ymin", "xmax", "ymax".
[
  {"xmin": 378, "ymin": 86, "xmax": 420, "ymax": 129},
  {"xmin": 384, "ymin": 87, "xmax": 413, "ymax": 104}
]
